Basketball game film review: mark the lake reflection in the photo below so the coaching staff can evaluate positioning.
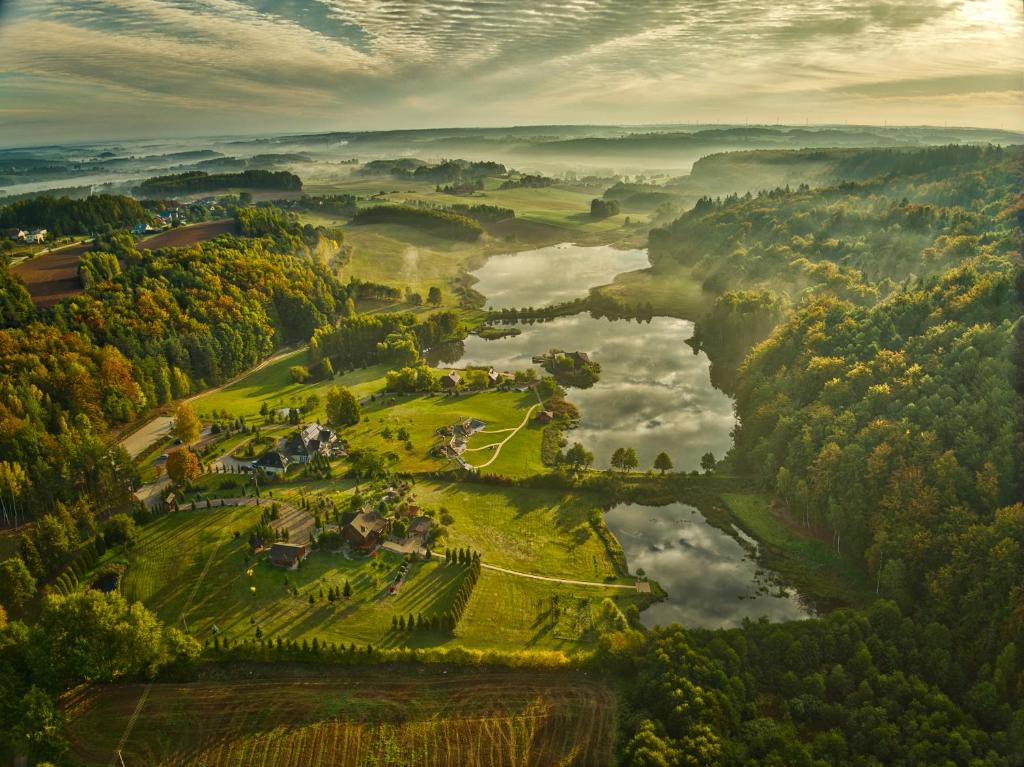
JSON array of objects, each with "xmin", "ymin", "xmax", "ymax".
[
  {"xmin": 471, "ymin": 243, "xmax": 650, "ymax": 310},
  {"xmin": 605, "ymin": 502, "xmax": 809, "ymax": 628},
  {"xmin": 430, "ymin": 314, "xmax": 735, "ymax": 471}
]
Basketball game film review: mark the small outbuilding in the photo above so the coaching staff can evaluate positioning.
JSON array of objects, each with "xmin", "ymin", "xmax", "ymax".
[
  {"xmin": 268, "ymin": 542, "xmax": 307, "ymax": 569},
  {"xmin": 536, "ymin": 410, "xmax": 554, "ymax": 424},
  {"xmin": 441, "ymin": 370, "xmax": 462, "ymax": 388},
  {"xmin": 408, "ymin": 516, "xmax": 434, "ymax": 539}
]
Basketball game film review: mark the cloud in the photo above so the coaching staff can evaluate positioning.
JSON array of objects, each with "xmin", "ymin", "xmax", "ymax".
[{"xmin": 0, "ymin": 0, "xmax": 1020, "ymax": 142}]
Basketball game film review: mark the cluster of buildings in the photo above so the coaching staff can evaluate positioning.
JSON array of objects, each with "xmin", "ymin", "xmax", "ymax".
[
  {"xmin": 6, "ymin": 228, "xmax": 47, "ymax": 244},
  {"xmin": 252, "ymin": 422, "xmax": 345, "ymax": 475},
  {"xmin": 340, "ymin": 506, "xmax": 435, "ymax": 553},
  {"xmin": 439, "ymin": 368, "xmax": 515, "ymax": 389}
]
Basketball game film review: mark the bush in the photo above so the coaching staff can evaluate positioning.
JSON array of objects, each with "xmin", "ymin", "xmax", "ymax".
[{"xmin": 103, "ymin": 514, "xmax": 138, "ymax": 548}]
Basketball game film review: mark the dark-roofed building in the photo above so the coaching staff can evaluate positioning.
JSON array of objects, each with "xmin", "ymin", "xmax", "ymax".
[
  {"xmin": 536, "ymin": 410, "xmax": 554, "ymax": 424},
  {"xmin": 343, "ymin": 510, "xmax": 389, "ymax": 552},
  {"xmin": 284, "ymin": 422, "xmax": 338, "ymax": 464},
  {"xmin": 441, "ymin": 370, "xmax": 462, "ymax": 388},
  {"xmin": 269, "ymin": 542, "xmax": 307, "ymax": 569},
  {"xmin": 487, "ymin": 368, "xmax": 501, "ymax": 386},
  {"xmin": 252, "ymin": 449, "xmax": 289, "ymax": 475},
  {"xmin": 568, "ymin": 351, "xmax": 592, "ymax": 365}
]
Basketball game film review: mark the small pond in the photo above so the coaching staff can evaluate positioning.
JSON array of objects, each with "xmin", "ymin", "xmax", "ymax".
[{"xmin": 604, "ymin": 502, "xmax": 809, "ymax": 628}]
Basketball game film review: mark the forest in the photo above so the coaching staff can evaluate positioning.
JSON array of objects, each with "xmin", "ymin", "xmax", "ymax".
[
  {"xmin": 613, "ymin": 144, "xmax": 1024, "ymax": 765},
  {"xmin": 0, "ymin": 194, "xmax": 152, "ymax": 236},
  {"xmin": 134, "ymin": 169, "xmax": 302, "ymax": 196}
]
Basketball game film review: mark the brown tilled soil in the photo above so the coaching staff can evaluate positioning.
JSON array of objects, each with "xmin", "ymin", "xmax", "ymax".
[{"xmin": 11, "ymin": 219, "xmax": 237, "ymax": 307}]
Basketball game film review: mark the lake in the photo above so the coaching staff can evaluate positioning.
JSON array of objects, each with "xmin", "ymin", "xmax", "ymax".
[
  {"xmin": 431, "ymin": 244, "xmax": 735, "ymax": 472},
  {"xmin": 472, "ymin": 242, "xmax": 650, "ymax": 310},
  {"xmin": 444, "ymin": 241, "xmax": 809, "ymax": 627}
]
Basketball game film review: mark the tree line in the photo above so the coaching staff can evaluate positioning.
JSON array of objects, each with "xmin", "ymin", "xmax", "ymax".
[{"xmin": 135, "ymin": 169, "xmax": 302, "ymax": 196}]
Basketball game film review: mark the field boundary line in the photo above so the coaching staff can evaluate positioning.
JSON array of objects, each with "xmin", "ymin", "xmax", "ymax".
[
  {"xmin": 179, "ymin": 538, "xmax": 223, "ymax": 632},
  {"xmin": 428, "ymin": 552, "xmax": 635, "ymax": 589},
  {"xmin": 109, "ymin": 683, "xmax": 151, "ymax": 766}
]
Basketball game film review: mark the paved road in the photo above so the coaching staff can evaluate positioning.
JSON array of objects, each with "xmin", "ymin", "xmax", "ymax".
[{"xmin": 118, "ymin": 346, "xmax": 297, "ymax": 460}]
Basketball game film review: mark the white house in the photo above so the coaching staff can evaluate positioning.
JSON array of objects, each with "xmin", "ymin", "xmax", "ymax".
[{"xmin": 25, "ymin": 229, "xmax": 47, "ymax": 244}]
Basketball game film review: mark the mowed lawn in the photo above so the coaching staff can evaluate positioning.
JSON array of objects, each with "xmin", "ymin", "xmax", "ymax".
[
  {"xmin": 411, "ymin": 480, "xmax": 620, "ymax": 581},
  {"xmin": 63, "ymin": 667, "xmax": 617, "ymax": 767},
  {"xmin": 191, "ymin": 351, "xmax": 388, "ymax": 421},
  {"xmin": 119, "ymin": 504, "xmax": 469, "ymax": 646},
  {"xmin": 115, "ymin": 479, "xmax": 639, "ymax": 650},
  {"xmin": 350, "ymin": 389, "xmax": 545, "ymax": 475}
]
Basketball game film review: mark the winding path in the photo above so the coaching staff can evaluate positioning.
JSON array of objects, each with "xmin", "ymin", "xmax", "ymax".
[{"xmin": 464, "ymin": 403, "xmax": 539, "ymax": 469}]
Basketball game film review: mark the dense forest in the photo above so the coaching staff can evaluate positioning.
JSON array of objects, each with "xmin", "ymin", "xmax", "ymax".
[
  {"xmin": 0, "ymin": 209, "xmax": 350, "ymax": 528},
  {"xmin": 620, "ymin": 144, "xmax": 1024, "ymax": 764},
  {"xmin": 135, "ymin": 169, "xmax": 302, "ymax": 196},
  {"xmin": 0, "ymin": 194, "xmax": 152, "ymax": 236}
]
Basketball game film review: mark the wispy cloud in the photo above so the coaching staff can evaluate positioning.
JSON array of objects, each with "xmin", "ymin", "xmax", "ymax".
[{"xmin": 0, "ymin": 0, "xmax": 1020, "ymax": 142}]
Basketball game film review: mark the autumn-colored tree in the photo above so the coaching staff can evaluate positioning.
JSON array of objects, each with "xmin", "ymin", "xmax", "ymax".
[
  {"xmin": 165, "ymin": 449, "xmax": 200, "ymax": 485},
  {"xmin": 173, "ymin": 403, "xmax": 201, "ymax": 446}
]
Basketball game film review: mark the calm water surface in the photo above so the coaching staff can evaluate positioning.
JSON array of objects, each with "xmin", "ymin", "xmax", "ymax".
[
  {"xmin": 472, "ymin": 242, "xmax": 649, "ymax": 310},
  {"xmin": 604, "ymin": 502, "xmax": 808, "ymax": 628},
  {"xmin": 435, "ymin": 243, "xmax": 808, "ymax": 626},
  {"xmin": 432, "ymin": 244, "xmax": 734, "ymax": 471}
]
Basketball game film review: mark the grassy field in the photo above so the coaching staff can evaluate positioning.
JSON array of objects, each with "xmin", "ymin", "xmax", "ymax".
[
  {"xmin": 298, "ymin": 175, "xmax": 640, "ymax": 308},
  {"xmin": 409, "ymin": 481, "xmax": 618, "ymax": 580},
  {"xmin": 190, "ymin": 351, "xmax": 388, "ymax": 421},
  {"xmin": 63, "ymin": 666, "xmax": 616, "ymax": 767},
  {"xmin": 110, "ymin": 488, "xmax": 642, "ymax": 650},
  {"xmin": 721, "ymin": 493, "xmax": 875, "ymax": 610},
  {"xmin": 349, "ymin": 389, "xmax": 545, "ymax": 476}
]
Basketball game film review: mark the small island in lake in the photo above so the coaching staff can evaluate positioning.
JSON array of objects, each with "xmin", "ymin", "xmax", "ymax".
[{"xmin": 533, "ymin": 349, "xmax": 601, "ymax": 388}]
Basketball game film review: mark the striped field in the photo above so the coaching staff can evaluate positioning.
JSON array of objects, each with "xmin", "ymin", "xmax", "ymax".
[{"xmin": 63, "ymin": 667, "xmax": 616, "ymax": 767}]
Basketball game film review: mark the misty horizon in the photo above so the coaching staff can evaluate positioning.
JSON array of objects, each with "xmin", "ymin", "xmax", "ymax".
[{"xmin": 0, "ymin": 0, "xmax": 1020, "ymax": 145}]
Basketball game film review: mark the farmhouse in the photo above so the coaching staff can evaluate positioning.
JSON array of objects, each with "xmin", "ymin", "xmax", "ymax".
[
  {"xmin": 268, "ymin": 542, "xmax": 307, "ymax": 569},
  {"xmin": 25, "ymin": 228, "xmax": 47, "ymax": 244},
  {"xmin": 441, "ymin": 370, "xmax": 462, "ymax": 388},
  {"xmin": 487, "ymin": 368, "xmax": 502, "ymax": 386},
  {"xmin": 568, "ymin": 351, "xmax": 592, "ymax": 365},
  {"xmin": 252, "ymin": 449, "xmax": 289, "ymax": 475},
  {"xmin": 536, "ymin": 410, "xmax": 554, "ymax": 424},
  {"xmin": 284, "ymin": 422, "xmax": 339, "ymax": 463},
  {"xmin": 343, "ymin": 510, "xmax": 388, "ymax": 552}
]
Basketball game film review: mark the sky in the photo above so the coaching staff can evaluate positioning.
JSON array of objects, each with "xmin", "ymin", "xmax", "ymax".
[{"xmin": 0, "ymin": 0, "xmax": 1021, "ymax": 145}]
